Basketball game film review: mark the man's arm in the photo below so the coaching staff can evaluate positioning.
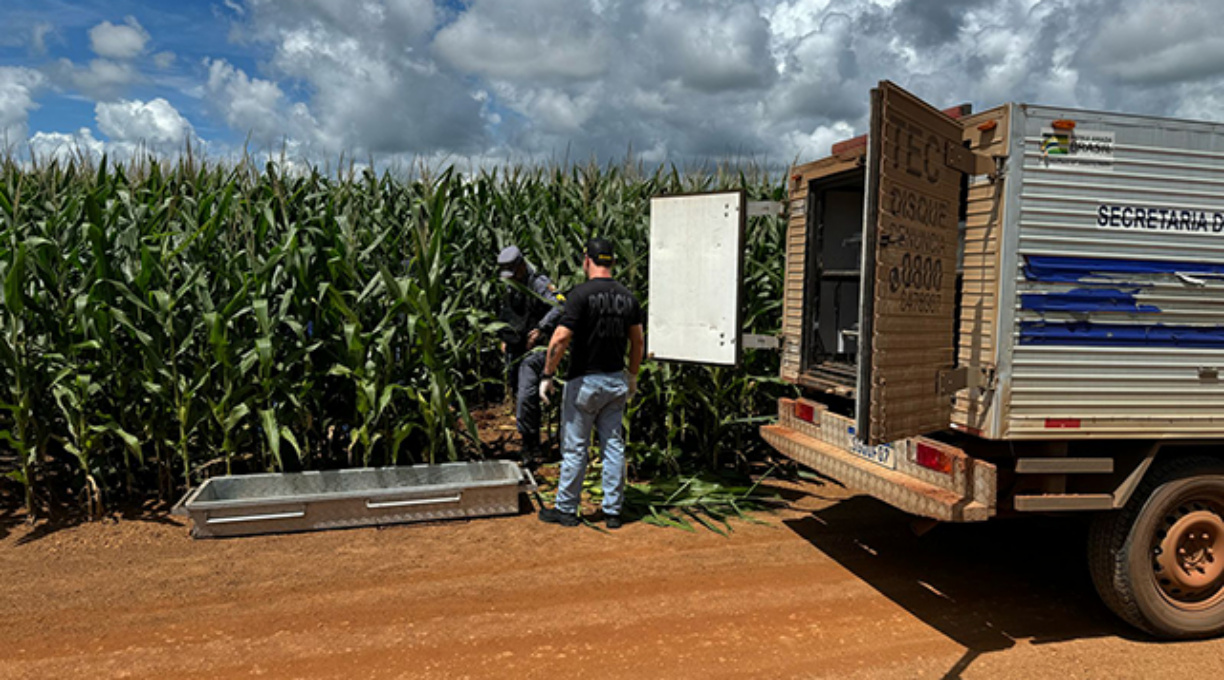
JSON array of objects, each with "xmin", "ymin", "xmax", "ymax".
[
  {"xmin": 627, "ymin": 324, "xmax": 644, "ymax": 376},
  {"xmin": 625, "ymin": 324, "xmax": 644, "ymax": 401},
  {"xmin": 535, "ymin": 278, "xmax": 565, "ymax": 333},
  {"xmin": 538, "ymin": 326, "xmax": 572, "ymax": 405},
  {"xmin": 544, "ymin": 326, "xmax": 573, "ymax": 377},
  {"xmin": 527, "ymin": 276, "xmax": 564, "ymax": 347}
]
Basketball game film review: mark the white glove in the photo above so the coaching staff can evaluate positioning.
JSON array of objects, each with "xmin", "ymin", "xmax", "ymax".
[
  {"xmin": 627, "ymin": 372, "xmax": 638, "ymax": 402},
  {"xmin": 539, "ymin": 376, "xmax": 554, "ymax": 405}
]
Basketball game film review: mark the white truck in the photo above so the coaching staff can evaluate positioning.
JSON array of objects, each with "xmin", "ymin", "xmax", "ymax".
[{"xmin": 648, "ymin": 81, "xmax": 1224, "ymax": 639}]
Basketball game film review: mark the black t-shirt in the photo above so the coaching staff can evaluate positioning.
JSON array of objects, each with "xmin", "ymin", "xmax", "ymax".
[{"xmin": 558, "ymin": 278, "xmax": 642, "ymax": 379}]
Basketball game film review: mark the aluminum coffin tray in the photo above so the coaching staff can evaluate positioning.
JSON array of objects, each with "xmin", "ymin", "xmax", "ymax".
[{"xmin": 176, "ymin": 460, "xmax": 533, "ymax": 538}]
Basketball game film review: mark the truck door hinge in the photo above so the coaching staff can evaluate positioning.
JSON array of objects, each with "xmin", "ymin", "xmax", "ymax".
[
  {"xmin": 742, "ymin": 333, "xmax": 781, "ymax": 350},
  {"xmin": 746, "ymin": 201, "xmax": 785, "ymax": 218},
  {"xmin": 944, "ymin": 142, "xmax": 1002, "ymax": 178}
]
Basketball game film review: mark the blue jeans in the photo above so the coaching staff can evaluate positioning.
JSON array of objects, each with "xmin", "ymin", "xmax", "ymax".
[{"xmin": 554, "ymin": 372, "xmax": 629, "ymax": 515}]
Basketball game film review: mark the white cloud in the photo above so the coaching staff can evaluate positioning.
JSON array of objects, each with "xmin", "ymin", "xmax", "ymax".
[
  {"xmin": 29, "ymin": 128, "xmax": 105, "ymax": 163},
  {"xmin": 640, "ymin": 2, "xmax": 776, "ymax": 93},
  {"xmin": 89, "ymin": 17, "xmax": 150, "ymax": 60},
  {"xmin": 96, "ymin": 98, "xmax": 197, "ymax": 152},
  {"xmin": 503, "ymin": 87, "xmax": 597, "ymax": 133},
  {"xmin": 31, "ymin": 22, "xmax": 54, "ymax": 56},
  {"xmin": 0, "ymin": 67, "xmax": 44, "ymax": 145},
  {"xmin": 433, "ymin": 0, "xmax": 610, "ymax": 81},
  {"xmin": 50, "ymin": 58, "xmax": 142, "ymax": 101},
  {"xmin": 1080, "ymin": 0, "xmax": 1224, "ymax": 85},
  {"xmin": 204, "ymin": 58, "xmax": 324, "ymax": 149},
  {"xmin": 779, "ymin": 121, "xmax": 857, "ymax": 162},
  {"xmin": 110, "ymin": 0, "xmax": 1224, "ymax": 167},
  {"xmin": 228, "ymin": 0, "xmax": 486, "ymax": 156},
  {"xmin": 153, "ymin": 51, "xmax": 177, "ymax": 69}
]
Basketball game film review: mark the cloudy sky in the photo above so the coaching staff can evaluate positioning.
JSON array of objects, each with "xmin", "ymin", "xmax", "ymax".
[{"xmin": 3, "ymin": 0, "xmax": 1224, "ymax": 168}]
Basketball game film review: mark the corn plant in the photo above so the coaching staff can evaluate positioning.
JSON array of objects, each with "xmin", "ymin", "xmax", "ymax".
[{"xmin": 0, "ymin": 151, "xmax": 793, "ymax": 518}]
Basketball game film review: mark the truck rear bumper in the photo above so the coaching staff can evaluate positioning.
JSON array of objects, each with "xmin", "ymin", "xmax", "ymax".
[{"xmin": 761, "ymin": 399, "xmax": 997, "ymax": 522}]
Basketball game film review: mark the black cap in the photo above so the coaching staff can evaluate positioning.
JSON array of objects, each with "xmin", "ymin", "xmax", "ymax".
[{"xmin": 585, "ymin": 237, "xmax": 615, "ymax": 266}]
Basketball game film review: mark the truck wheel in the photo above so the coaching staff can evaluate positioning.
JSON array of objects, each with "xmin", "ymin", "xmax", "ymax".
[{"xmin": 1088, "ymin": 456, "xmax": 1224, "ymax": 638}]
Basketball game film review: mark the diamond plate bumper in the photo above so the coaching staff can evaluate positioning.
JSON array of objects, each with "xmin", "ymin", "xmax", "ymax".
[{"xmin": 762, "ymin": 398, "xmax": 996, "ymax": 522}]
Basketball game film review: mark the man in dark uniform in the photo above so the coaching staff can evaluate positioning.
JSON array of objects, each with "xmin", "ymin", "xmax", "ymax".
[
  {"xmin": 497, "ymin": 245, "xmax": 564, "ymax": 463},
  {"xmin": 537, "ymin": 238, "xmax": 644, "ymax": 529}
]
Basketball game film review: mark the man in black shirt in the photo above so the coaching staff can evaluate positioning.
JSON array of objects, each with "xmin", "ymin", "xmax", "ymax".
[
  {"xmin": 496, "ymin": 245, "xmax": 564, "ymax": 463},
  {"xmin": 537, "ymin": 238, "xmax": 644, "ymax": 528}
]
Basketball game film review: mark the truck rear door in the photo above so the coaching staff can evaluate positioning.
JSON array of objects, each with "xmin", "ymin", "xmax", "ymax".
[{"xmin": 856, "ymin": 81, "xmax": 969, "ymax": 445}]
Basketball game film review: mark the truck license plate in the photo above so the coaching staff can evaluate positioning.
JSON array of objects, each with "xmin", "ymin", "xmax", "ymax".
[{"xmin": 847, "ymin": 427, "xmax": 897, "ymax": 470}]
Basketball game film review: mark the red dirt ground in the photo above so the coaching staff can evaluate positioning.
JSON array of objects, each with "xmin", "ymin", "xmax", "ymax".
[{"xmin": 3, "ymin": 474, "xmax": 1224, "ymax": 679}]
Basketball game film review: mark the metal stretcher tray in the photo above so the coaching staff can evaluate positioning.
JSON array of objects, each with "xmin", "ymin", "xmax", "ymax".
[{"xmin": 174, "ymin": 460, "xmax": 535, "ymax": 538}]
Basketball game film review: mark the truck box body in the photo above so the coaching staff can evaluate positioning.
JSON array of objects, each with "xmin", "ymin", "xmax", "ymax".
[
  {"xmin": 781, "ymin": 100, "xmax": 1224, "ymax": 442},
  {"xmin": 650, "ymin": 81, "xmax": 1224, "ymax": 637},
  {"xmin": 648, "ymin": 82, "xmax": 1224, "ymax": 636},
  {"xmin": 997, "ymin": 104, "xmax": 1224, "ymax": 439}
]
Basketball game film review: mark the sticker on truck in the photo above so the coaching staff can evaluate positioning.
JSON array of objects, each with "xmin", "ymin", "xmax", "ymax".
[
  {"xmin": 1040, "ymin": 123, "xmax": 1114, "ymax": 170},
  {"xmin": 847, "ymin": 426, "xmax": 897, "ymax": 470}
]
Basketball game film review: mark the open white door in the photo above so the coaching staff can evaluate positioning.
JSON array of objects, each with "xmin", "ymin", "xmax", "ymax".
[
  {"xmin": 647, "ymin": 191, "xmax": 745, "ymax": 365},
  {"xmin": 856, "ymin": 82, "xmax": 969, "ymax": 445}
]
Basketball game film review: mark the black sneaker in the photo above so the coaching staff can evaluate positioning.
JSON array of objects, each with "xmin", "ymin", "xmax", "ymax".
[
  {"xmin": 520, "ymin": 443, "xmax": 542, "ymax": 468},
  {"xmin": 605, "ymin": 514, "xmax": 624, "ymax": 530},
  {"xmin": 538, "ymin": 507, "xmax": 580, "ymax": 527}
]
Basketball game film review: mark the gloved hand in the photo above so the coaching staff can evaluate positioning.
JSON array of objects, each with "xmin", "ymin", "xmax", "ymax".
[
  {"xmin": 539, "ymin": 376, "xmax": 554, "ymax": 405},
  {"xmin": 627, "ymin": 372, "xmax": 638, "ymax": 402}
]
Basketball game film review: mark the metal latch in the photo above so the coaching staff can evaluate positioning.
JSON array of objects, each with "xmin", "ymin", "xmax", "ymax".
[{"xmin": 938, "ymin": 366, "xmax": 993, "ymax": 395}]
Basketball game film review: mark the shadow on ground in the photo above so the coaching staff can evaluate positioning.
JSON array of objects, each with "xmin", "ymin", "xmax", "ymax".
[
  {"xmin": 0, "ymin": 499, "xmax": 19, "ymax": 542},
  {"xmin": 0, "ymin": 498, "xmax": 182, "ymax": 546},
  {"xmin": 785, "ymin": 496, "xmax": 1148, "ymax": 678}
]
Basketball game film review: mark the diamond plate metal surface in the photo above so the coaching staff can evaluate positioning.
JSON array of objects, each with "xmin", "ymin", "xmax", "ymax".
[
  {"xmin": 184, "ymin": 461, "xmax": 526, "ymax": 538},
  {"xmin": 766, "ymin": 398, "xmax": 995, "ymax": 522}
]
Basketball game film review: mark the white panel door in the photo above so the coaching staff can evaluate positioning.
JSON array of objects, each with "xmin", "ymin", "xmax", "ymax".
[{"xmin": 647, "ymin": 191, "xmax": 745, "ymax": 365}]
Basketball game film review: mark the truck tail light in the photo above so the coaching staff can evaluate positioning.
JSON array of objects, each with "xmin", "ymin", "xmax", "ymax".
[
  {"xmin": 915, "ymin": 443, "xmax": 953, "ymax": 474},
  {"xmin": 1045, "ymin": 418, "xmax": 1081, "ymax": 429},
  {"xmin": 794, "ymin": 401, "xmax": 815, "ymax": 423}
]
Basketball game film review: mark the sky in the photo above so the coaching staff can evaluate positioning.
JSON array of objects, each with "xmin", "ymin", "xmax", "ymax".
[{"xmin": 4, "ymin": 0, "xmax": 1224, "ymax": 169}]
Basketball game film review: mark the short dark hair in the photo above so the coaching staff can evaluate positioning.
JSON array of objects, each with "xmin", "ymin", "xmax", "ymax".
[{"xmin": 585, "ymin": 237, "xmax": 614, "ymax": 266}]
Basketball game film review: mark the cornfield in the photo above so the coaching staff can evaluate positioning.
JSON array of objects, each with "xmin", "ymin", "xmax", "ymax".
[{"xmin": 0, "ymin": 152, "xmax": 792, "ymax": 518}]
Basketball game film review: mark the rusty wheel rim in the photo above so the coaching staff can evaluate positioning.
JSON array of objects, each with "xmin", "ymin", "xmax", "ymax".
[{"xmin": 1152, "ymin": 499, "xmax": 1224, "ymax": 611}]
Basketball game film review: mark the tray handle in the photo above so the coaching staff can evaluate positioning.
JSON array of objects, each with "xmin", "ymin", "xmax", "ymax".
[
  {"xmin": 206, "ymin": 509, "xmax": 306, "ymax": 525},
  {"xmin": 171, "ymin": 485, "xmax": 204, "ymax": 517},
  {"xmin": 365, "ymin": 494, "xmax": 462, "ymax": 509},
  {"xmin": 520, "ymin": 466, "xmax": 538, "ymax": 492}
]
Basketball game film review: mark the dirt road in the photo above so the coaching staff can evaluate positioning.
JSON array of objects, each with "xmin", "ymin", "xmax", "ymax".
[{"xmin": 2, "ymin": 479, "xmax": 1222, "ymax": 680}]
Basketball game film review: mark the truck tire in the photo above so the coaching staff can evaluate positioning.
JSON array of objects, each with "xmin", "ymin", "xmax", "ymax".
[{"xmin": 1088, "ymin": 456, "xmax": 1224, "ymax": 638}]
